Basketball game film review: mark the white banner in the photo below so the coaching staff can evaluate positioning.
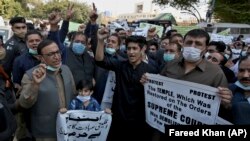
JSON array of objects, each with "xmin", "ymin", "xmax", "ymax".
[
  {"xmin": 210, "ymin": 33, "xmax": 234, "ymax": 44},
  {"xmin": 101, "ymin": 71, "xmax": 115, "ymax": 109},
  {"xmin": 56, "ymin": 110, "xmax": 112, "ymax": 141},
  {"xmin": 139, "ymin": 22, "xmax": 164, "ymax": 38},
  {"xmin": 144, "ymin": 74, "xmax": 221, "ymax": 133}
]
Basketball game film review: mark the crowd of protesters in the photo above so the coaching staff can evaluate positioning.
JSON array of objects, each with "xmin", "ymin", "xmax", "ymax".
[{"xmin": 1, "ymin": 2, "xmax": 250, "ymax": 141}]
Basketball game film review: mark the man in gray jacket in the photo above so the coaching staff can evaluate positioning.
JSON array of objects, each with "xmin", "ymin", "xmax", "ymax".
[{"xmin": 16, "ymin": 39, "xmax": 76, "ymax": 141}]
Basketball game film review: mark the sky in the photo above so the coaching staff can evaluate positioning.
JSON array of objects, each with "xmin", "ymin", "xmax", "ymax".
[{"xmin": 79, "ymin": 0, "xmax": 209, "ymax": 20}]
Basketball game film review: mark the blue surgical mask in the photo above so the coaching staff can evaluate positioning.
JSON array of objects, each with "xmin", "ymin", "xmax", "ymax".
[
  {"xmin": 163, "ymin": 53, "xmax": 175, "ymax": 62},
  {"xmin": 29, "ymin": 48, "xmax": 38, "ymax": 55},
  {"xmin": 204, "ymin": 52, "xmax": 210, "ymax": 59},
  {"xmin": 77, "ymin": 95, "xmax": 91, "ymax": 102},
  {"xmin": 105, "ymin": 47, "xmax": 116, "ymax": 55},
  {"xmin": 235, "ymin": 81, "xmax": 250, "ymax": 90},
  {"xmin": 72, "ymin": 42, "xmax": 85, "ymax": 55}
]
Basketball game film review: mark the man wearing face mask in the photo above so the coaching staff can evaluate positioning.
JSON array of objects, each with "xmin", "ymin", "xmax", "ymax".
[
  {"xmin": 230, "ymin": 55, "xmax": 250, "ymax": 124},
  {"xmin": 12, "ymin": 30, "xmax": 43, "ymax": 91},
  {"xmin": 141, "ymin": 29, "xmax": 233, "ymax": 141},
  {"xmin": 2, "ymin": 17, "xmax": 27, "ymax": 76},
  {"xmin": 160, "ymin": 42, "xmax": 181, "ymax": 70},
  {"xmin": 15, "ymin": 39, "xmax": 76, "ymax": 141},
  {"xmin": 93, "ymin": 33, "xmax": 127, "ymax": 103},
  {"xmin": 11, "ymin": 31, "xmax": 43, "ymax": 141},
  {"xmin": 160, "ymin": 29, "xmax": 232, "ymax": 111},
  {"xmin": 65, "ymin": 32, "xmax": 95, "ymax": 86}
]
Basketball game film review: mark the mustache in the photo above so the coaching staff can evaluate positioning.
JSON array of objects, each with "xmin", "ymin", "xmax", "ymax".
[{"xmin": 240, "ymin": 78, "xmax": 250, "ymax": 81}]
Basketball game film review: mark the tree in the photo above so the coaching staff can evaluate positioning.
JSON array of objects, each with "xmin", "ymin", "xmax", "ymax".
[
  {"xmin": 153, "ymin": 0, "xmax": 250, "ymax": 24},
  {"xmin": 152, "ymin": 0, "xmax": 200, "ymax": 9},
  {"xmin": 0, "ymin": 0, "xmax": 24, "ymax": 19},
  {"xmin": 152, "ymin": 0, "xmax": 203, "ymax": 22},
  {"xmin": 213, "ymin": 0, "xmax": 250, "ymax": 23},
  {"xmin": 30, "ymin": 0, "xmax": 90, "ymax": 23}
]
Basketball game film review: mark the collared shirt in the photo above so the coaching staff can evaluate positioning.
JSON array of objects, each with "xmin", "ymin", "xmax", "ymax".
[{"xmin": 160, "ymin": 58, "xmax": 228, "ymax": 88}]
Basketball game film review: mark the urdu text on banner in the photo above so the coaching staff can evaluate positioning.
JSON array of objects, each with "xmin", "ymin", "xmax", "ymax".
[{"xmin": 57, "ymin": 110, "xmax": 112, "ymax": 141}]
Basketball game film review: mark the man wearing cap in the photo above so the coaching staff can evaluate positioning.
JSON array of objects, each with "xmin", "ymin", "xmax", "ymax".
[{"xmin": 2, "ymin": 16, "xmax": 27, "ymax": 76}]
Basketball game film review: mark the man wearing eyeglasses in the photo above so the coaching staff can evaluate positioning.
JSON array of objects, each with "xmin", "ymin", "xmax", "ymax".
[
  {"xmin": 16, "ymin": 39, "xmax": 76, "ymax": 141},
  {"xmin": 2, "ymin": 17, "xmax": 27, "ymax": 76}
]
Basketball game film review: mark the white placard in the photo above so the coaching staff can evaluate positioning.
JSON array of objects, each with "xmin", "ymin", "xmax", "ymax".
[
  {"xmin": 145, "ymin": 74, "xmax": 221, "ymax": 133},
  {"xmin": 57, "ymin": 110, "xmax": 112, "ymax": 141}
]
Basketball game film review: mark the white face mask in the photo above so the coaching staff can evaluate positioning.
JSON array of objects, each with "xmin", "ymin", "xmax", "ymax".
[
  {"xmin": 182, "ymin": 47, "xmax": 202, "ymax": 62},
  {"xmin": 235, "ymin": 81, "xmax": 250, "ymax": 90},
  {"xmin": 77, "ymin": 95, "xmax": 91, "ymax": 102},
  {"xmin": 224, "ymin": 54, "xmax": 230, "ymax": 60},
  {"xmin": 46, "ymin": 62, "xmax": 61, "ymax": 71},
  {"xmin": 204, "ymin": 52, "xmax": 210, "ymax": 59}
]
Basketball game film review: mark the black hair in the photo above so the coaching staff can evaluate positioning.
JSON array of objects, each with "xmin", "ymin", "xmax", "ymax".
[
  {"xmin": 219, "ymin": 52, "xmax": 228, "ymax": 66},
  {"xmin": 26, "ymin": 23, "xmax": 35, "ymax": 30},
  {"xmin": 25, "ymin": 30, "xmax": 43, "ymax": 41},
  {"xmin": 238, "ymin": 55, "xmax": 250, "ymax": 68},
  {"xmin": 208, "ymin": 41, "xmax": 226, "ymax": 53},
  {"xmin": 161, "ymin": 36, "xmax": 170, "ymax": 42},
  {"xmin": 110, "ymin": 33, "xmax": 122, "ymax": 46},
  {"xmin": 147, "ymin": 40, "xmax": 159, "ymax": 50},
  {"xmin": 67, "ymin": 31, "xmax": 77, "ymax": 42},
  {"xmin": 165, "ymin": 29, "xmax": 177, "ymax": 38},
  {"xmin": 37, "ymin": 39, "xmax": 55, "ymax": 55},
  {"xmin": 76, "ymin": 79, "xmax": 93, "ymax": 91},
  {"xmin": 71, "ymin": 32, "xmax": 87, "ymax": 43},
  {"xmin": 184, "ymin": 29, "xmax": 210, "ymax": 46},
  {"xmin": 125, "ymin": 35, "xmax": 146, "ymax": 49},
  {"xmin": 115, "ymin": 28, "xmax": 124, "ymax": 33}
]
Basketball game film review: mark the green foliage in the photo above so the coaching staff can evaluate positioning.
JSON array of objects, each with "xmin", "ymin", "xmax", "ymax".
[
  {"xmin": 0, "ymin": 0, "xmax": 24, "ymax": 19},
  {"xmin": 153, "ymin": 0, "xmax": 250, "ymax": 24},
  {"xmin": 213, "ymin": 0, "xmax": 250, "ymax": 23},
  {"xmin": 152, "ymin": 0, "xmax": 200, "ymax": 9}
]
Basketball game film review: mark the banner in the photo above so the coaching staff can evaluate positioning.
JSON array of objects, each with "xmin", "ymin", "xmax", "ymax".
[
  {"xmin": 144, "ymin": 74, "xmax": 221, "ymax": 133},
  {"xmin": 101, "ymin": 71, "xmax": 115, "ymax": 109},
  {"xmin": 139, "ymin": 22, "xmax": 164, "ymax": 38},
  {"xmin": 57, "ymin": 110, "xmax": 112, "ymax": 141}
]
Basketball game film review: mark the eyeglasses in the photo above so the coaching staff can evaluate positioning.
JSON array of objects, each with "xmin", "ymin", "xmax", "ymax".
[
  {"xmin": 14, "ymin": 26, "xmax": 27, "ymax": 29},
  {"xmin": 42, "ymin": 50, "xmax": 61, "ymax": 57},
  {"xmin": 207, "ymin": 55, "xmax": 219, "ymax": 63}
]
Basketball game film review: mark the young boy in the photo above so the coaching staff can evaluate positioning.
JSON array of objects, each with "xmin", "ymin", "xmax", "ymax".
[{"xmin": 60, "ymin": 79, "xmax": 111, "ymax": 113}]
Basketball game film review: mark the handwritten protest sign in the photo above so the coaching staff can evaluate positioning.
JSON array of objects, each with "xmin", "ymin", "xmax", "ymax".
[
  {"xmin": 139, "ymin": 22, "xmax": 164, "ymax": 38},
  {"xmin": 144, "ymin": 74, "xmax": 221, "ymax": 133},
  {"xmin": 132, "ymin": 27, "xmax": 148, "ymax": 37},
  {"xmin": 57, "ymin": 110, "xmax": 112, "ymax": 141},
  {"xmin": 101, "ymin": 71, "xmax": 115, "ymax": 109}
]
